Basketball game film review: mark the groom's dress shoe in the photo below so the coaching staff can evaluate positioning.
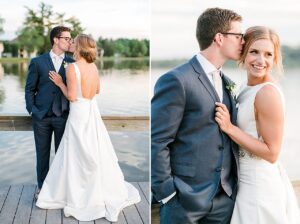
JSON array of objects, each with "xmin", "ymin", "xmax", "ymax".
[{"xmin": 34, "ymin": 188, "xmax": 40, "ymax": 201}]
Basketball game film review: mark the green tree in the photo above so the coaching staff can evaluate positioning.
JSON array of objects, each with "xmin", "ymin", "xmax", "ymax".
[
  {"xmin": 3, "ymin": 41, "xmax": 19, "ymax": 57},
  {"xmin": 97, "ymin": 37, "xmax": 115, "ymax": 57},
  {"xmin": 128, "ymin": 39, "xmax": 147, "ymax": 57},
  {"xmin": 16, "ymin": 2, "xmax": 84, "ymax": 55}
]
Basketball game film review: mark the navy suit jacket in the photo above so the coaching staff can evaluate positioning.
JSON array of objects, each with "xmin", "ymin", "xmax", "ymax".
[
  {"xmin": 151, "ymin": 56, "xmax": 239, "ymax": 211},
  {"xmin": 25, "ymin": 52, "xmax": 74, "ymax": 120}
]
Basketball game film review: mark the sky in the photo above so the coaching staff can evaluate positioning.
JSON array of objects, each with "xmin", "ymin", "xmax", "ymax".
[
  {"xmin": 152, "ymin": 0, "xmax": 300, "ymax": 59},
  {"xmin": 1, "ymin": 0, "xmax": 300, "ymax": 60},
  {"xmin": 0, "ymin": 0, "xmax": 150, "ymax": 40}
]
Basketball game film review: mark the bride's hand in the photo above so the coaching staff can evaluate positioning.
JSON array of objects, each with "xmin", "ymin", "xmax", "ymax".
[
  {"xmin": 49, "ymin": 71, "xmax": 63, "ymax": 87},
  {"xmin": 215, "ymin": 102, "xmax": 233, "ymax": 134}
]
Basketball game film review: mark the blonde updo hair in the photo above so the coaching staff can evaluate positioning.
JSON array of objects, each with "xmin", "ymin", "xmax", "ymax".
[
  {"xmin": 74, "ymin": 34, "xmax": 97, "ymax": 63},
  {"xmin": 239, "ymin": 26, "xmax": 283, "ymax": 75}
]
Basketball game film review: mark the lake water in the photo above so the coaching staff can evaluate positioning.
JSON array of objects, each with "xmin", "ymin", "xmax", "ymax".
[
  {"xmin": 0, "ymin": 59, "xmax": 150, "ymax": 184},
  {"xmin": 152, "ymin": 65, "xmax": 300, "ymax": 181},
  {"xmin": 0, "ymin": 59, "xmax": 149, "ymax": 115}
]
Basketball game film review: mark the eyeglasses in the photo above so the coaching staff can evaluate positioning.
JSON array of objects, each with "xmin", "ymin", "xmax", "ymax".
[
  {"xmin": 57, "ymin": 36, "xmax": 73, "ymax": 42},
  {"xmin": 221, "ymin": 32, "xmax": 244, "ymax": 40}
]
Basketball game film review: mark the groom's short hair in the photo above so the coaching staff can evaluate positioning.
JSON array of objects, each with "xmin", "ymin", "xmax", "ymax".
[
  {"xmin": 50, "ymin": 26, "xmax": 71, "ymax": 46},
  {"xmin": 196, "ymin": 8, "xmax": 242, "ymax": 50}
]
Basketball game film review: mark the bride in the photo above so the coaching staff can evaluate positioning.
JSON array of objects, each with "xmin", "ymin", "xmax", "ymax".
[
  {"xmin": 215, "ymin": 26, "xmax": 300, "ymax": 223},
  {"xmin": 36, "ymin": 34, "xmax": 141, "ymax": 222}
]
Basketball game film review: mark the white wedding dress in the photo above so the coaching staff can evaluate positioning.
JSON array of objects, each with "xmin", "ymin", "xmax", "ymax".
[
  {"xmin": 36, "ymin": 63, "xmax": 141, "ymax": 222},
  {"xmin": 230, "ymin": 82, "xmax": 300, "ymax": 224}
]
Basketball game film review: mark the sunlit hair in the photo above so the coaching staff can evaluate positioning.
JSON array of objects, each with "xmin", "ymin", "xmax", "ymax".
[
  {"xmin": 74, "ymin": 34, "xmax": 97, "ymax": 63},
  {"xmin": 239, "ymin": 26, "xmax": 283, "ymax": 75},
  {"xmin": 196, "ymin": 7, "xmax": 242, "ymax": 50}
]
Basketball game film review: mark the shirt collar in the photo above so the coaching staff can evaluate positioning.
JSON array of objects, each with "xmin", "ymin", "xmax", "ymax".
[
  {"xmin": 50, "ymin": 50, "xmax": 65, "ymax": 60},
  {"xmin": 196, "ymin": 52, "xmax": 222, "ymax": 76}
]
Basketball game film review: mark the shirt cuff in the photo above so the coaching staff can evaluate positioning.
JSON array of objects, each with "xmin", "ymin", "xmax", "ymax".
[{"xmin": 160, "ymin": 191, "xmax": 176, "ymax": 204}]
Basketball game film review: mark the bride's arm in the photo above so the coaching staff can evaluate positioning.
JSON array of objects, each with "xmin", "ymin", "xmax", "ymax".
[
  {"xmin": 215, "ymin": 85, "xmax": 284, "ymax": 163},
  {"xmin": 49, "ymin": 64, "xmax": 77, "ymax": 102}
]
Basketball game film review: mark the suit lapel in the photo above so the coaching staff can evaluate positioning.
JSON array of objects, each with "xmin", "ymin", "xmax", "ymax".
[
  {"xmin": 45, "ymin": 53, "xmax": 56, "ymax": 71},
  {"xmin": 189, "ymin": 56, "xmax": 220, "ymax": 102}
]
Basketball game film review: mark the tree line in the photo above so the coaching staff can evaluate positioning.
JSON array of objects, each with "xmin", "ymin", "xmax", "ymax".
[{"xmin": 0, "ymin": 2, "xmax": 149, "ymax": 58}]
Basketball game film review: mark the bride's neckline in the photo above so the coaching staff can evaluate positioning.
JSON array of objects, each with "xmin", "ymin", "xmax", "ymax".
[{"xmin": 246, "ymin": 81, "xmax": 275, "ymax": 88}]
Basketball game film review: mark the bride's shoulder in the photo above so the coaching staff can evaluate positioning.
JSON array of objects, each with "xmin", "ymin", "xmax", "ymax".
[{"xmin": 255, "ymin": 83, "xmax": 284, "ymax": 112}]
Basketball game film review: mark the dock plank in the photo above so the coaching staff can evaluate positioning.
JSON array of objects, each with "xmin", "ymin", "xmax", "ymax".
[
  {"xmin": 62, "ymin": 214, "xmax": 79, "ymax": 224},
  {"xmin": 79, "ymin": 221, "xmax": 94, "ymax": 224},
  {"xmin": 0, "ymin": 185, "xmax": 23, "ymax": 224},
  {"xmin": 132, "ymin": 182, "xmax": 149, "ymax": 224},
  {"xmin": 14, "ymin": 185, "xmax": 35, "ymax": 224},
  {"xmin": 30, "ymin": 188, "xmax": 47, "ymax": 224},
  {"xmin": 123, "ymin": 204, "xmax": 142, "ymax": 224},
  {"xmin": 46, "ymin": 209, "xmax": 62, "ymax": 224},
  {"xmin": 0, "ymin": 183, "xmax": 149, "ymax": 224},
  {"xmin": 94, "ymin": 218, "xmax": 111, "ymax": 223},
  {"xmin": 138, "ymin": 182, "xmax": 149, "ymax": 203},
  {"xmin": 115, "ymin": 211, "xmax": 127, "ymax": 224},
  {"xmin": 0, "ymin": 186, "xmax": 10, "ymax": 212}
]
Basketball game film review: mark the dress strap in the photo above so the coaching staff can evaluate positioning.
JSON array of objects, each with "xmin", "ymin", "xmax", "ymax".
[
  {"xmin": 72, "ymin": 63, "xmax": 81, "ymax": 81},
  {"xmin": 71, "ymin": 62, "xmax": 83, "ymax": 98}
]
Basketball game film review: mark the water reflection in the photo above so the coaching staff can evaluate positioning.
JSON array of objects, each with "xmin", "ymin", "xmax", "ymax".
[
  {"xmin": 95, "ymin": 58, "xmax": 149, "ymax": 71},
  {"xmin": 0, "ymin": 131, "xmax": 149, "ymax": 184},
  {"xmin": 0, "ymin": 58, "xmax": 149, "ymax": 115}
]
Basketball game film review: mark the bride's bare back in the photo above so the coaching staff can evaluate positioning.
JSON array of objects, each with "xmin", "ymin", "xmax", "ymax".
[
  {"xmin": 76, "ymin": 61, "xmax": 100, "ymax": 99},
  {"xmin": 66, "ymin": 61, "xmax": 100, "ymax": 101}
]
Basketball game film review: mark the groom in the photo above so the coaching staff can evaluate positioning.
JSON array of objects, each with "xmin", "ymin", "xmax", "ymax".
[
  {"xmin": 25, "ymin": 26, "xmax": 74, "ymax": 194},
  {"xmin": 151, "ymin": 8, "xmax": 244, "ymax": 223}
]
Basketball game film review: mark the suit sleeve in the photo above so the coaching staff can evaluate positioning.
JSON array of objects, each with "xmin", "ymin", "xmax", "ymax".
[
  {"xmin": 151, "ymin": 72, "xmax": 185, "ymax": 201},
  {"xmin": 25, "ymin": 59, "xmax": 38, "ymax": 114}
]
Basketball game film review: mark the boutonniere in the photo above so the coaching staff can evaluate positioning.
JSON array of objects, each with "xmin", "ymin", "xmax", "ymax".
[
  {"xmin": 226, "ymin": 82, "xmax": 237, "ymax": 98},
  {"xmin": 223, "ymin": 76, "xmax": 237, "ymax": 99},
  {"xmin": 63, "ymin": 61, "xmax": 69, "ymax": 69}
]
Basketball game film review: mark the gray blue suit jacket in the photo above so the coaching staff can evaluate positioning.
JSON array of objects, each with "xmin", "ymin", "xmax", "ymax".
[{"xmin": 151, "ymin": 56, "xmax": 239, "ymax": 211}]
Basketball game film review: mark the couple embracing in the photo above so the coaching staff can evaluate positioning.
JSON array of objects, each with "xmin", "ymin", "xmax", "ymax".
[
  {"xmin": 151, "ymin": 8, "xmax": 300, "ymax": 223},
  {"xmin": 25, "ymin": 26, "xmax": 140, "ymax": 222}
]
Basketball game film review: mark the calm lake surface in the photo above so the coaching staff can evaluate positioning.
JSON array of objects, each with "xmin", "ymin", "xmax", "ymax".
[
  {"xmin": 0, "ymin": 59, "xmax": 149, "ymax": 184},
  {"xmin": 152, "ymin": 65, "xmax": 300, "ymax": 181}
]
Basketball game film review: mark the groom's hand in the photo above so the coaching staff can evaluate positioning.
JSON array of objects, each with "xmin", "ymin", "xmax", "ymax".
[{"xmin": 215, "ymin": 102, "xmax": 233, "ymax": 134}]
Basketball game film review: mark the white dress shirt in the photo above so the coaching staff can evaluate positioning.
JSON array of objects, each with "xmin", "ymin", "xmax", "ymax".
[
  {"xmin": 196, "ymin": 52, "xmax": 223, "ymax": 101},
  {"xmin": 50, "ymin": 50, "xmax": 65, "ymax": 72}
]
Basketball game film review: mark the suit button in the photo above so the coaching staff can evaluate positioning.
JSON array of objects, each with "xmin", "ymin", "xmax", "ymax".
[
  {"xmin": 216, "ymin": 167, "xmax": 224, "ymax": 172},
  {"xmin": 218, "ymin": 146, "xmax": 224, "ymax": 151}
]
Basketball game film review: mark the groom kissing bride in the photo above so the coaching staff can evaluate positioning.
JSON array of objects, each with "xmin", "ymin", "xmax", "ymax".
[
  {"xmin": 25, "ymin": 26, "xmax": 141, "ymax": 222},
  {"xmin": 152, "ymin": 7, "xmax": 300, "ymax": 224}
]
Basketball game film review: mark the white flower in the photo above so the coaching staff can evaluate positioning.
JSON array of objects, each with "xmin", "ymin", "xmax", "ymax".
[
  {"xmin": 63, "ymin": 61, "xmax": 69, "ymax": 69},
  {"xmin": 226, "ymin": 82, "xmax": 237, "ymax": 99}
]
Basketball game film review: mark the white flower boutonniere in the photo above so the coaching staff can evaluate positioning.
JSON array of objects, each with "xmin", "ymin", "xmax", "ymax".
[
  {"xmin": 63, "ymin": 61, "xmax": 69, "ymax": 69},
  {"xmin": 226, "ymin": 82, "xmax": 237, "ymax": 99},
  {"xmin": 223, "ymin": 76, "xmax": 238, "ymax": 101}
]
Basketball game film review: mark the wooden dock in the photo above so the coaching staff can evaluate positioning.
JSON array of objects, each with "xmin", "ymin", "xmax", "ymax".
[
  {"xmin": 0, "ymin": 115, "xmax": 149, "ymax": 132},
  {"xmin": 0, "ymin": 182, "xmax": 149, "ymax": 224}
]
